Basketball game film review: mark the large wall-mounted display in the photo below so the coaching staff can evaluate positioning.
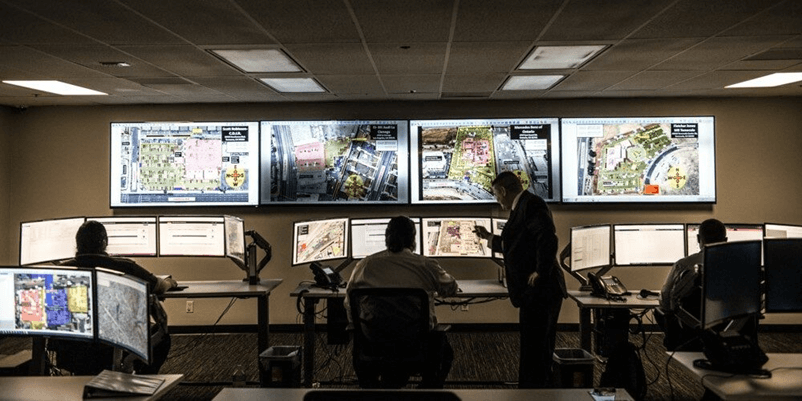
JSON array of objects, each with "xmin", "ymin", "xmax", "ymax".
[
  {"xmin": 410, "ymin": 118, "xmax": 560, "ymax": 204},
  {"xmin": 110, "ymin": 121, "xmax": 260, "ymax": 207},
  {"xmin": 561, "ymin": 117, "xmax": 716, "ymax": 203},
  {"xmin": 260, "ymin": 120, "xmax": 409, "ymax": 204}
]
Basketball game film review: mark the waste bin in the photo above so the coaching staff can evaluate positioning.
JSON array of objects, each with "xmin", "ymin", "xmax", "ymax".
[
  {"xmin": 553, "ymin": 348, "xmax": 594, "ymax": 388},
  {"xmin": 259, "ymin": 346, "xmax": 302, "ymax": 387}
]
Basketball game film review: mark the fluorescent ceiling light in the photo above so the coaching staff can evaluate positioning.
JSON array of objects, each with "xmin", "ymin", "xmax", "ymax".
[
  {"xmin": 2, "ymin": 80, "xmax": 107, "ymax": 95},
  {"xmin": 211, "ymin": 49, "xmax": 302, "ymax": 73},
  {"xmin": 502, "ymin": 75, "xmax": 564, "ymax": 90},
  {"xmin": 261, "ymin": 78, "xmax": 326, "ymax": 93},
  {"xmin": 726, "ymin": 72, "xmax": 802, "ymax": 88},
  {"xmin": 519, "ymin": 45, "xmax": 607, "ymax": 69}
]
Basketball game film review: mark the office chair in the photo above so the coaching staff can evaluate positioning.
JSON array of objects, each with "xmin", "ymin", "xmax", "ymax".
[{"xmin": 348, "ymin": 287, "xmax": 445, "ymax": 389}]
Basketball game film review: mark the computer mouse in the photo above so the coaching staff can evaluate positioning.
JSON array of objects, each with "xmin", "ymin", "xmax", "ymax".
[{"xmin": 640, "ymin": 289, "xmax": 658, "ymax": 298}]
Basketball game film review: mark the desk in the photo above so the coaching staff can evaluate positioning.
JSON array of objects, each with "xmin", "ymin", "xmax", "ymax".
[
  {"xmin": 670, "ymin": 352, "xmax": 802, "ymax": 400},
  {"xmin": 290, "ymin": 279, "xmax": 508, "ymax": 387},
  {"xmin": 567, "ymin": 290, "xmax": 660, "ymax": 353},
  {"xmin": 161, "ymin": 280, "xmax": 283, "ymax": 356},
  {"xmin": 213, "ymin": 387, "xmax": 634, "ymax": 401},
  {"xmin": 0, "ymin": 373, "xmax": 183, "ymax": 401}
]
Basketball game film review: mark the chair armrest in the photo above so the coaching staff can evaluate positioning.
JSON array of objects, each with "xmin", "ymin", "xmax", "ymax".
[{"xmin": 434, "ymin": 324, "xmax": 451, "ymax": 332}]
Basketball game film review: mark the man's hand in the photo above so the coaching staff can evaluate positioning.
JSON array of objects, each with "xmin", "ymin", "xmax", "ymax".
[
  {"xmin": 527, "ymin": 272, "xmax": 539, "ymax": 287},
  {"xmin": 473, "ymin": 225, "xmax": 491, "ymax": 240}
]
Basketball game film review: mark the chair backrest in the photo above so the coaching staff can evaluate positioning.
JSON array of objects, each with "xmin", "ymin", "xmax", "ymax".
[{"xmin": 348, "ymin": 287, "xmax": 430, "ymax": 362}]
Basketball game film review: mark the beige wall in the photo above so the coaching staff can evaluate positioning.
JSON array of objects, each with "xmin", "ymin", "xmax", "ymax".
[
  {"xmin": 0, "ymin": 106, "xmax": 12, "ymax": 264},
  {"xmin": 5, "ymin": 97, "xmax": 802, "ymax": 326}
]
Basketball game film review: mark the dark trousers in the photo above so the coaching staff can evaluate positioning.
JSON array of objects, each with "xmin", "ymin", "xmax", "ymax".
[
  {"xmin": 354, "ymin": 331, "xmax": 453, "ymax": 389},
  {"xmin": 518, "ymin": 294, "xmax": 562, "ymax": 388}
]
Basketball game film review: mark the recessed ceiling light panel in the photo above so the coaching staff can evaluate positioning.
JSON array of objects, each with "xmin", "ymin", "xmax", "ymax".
[
  {"xmin": 260, "ymin": 78, "xmax": 326, "ymax": 93},
  {"xmin": 726, "ymin": 72, "xmax": 802, "ymax": 88},
  {"xmin": 501, "ymin": 75, "xmax": 564, "ymax": 91},
  {"xmin": 2, "ymin": 80, "xmax": 107, "ymax": 96},
  {"xmin": 519, "ymin": 45, "xmax": 607, "ymax": 70},
  {"xmin": 211, "ymin": 49, "xmax": 302, "ymax": 73}
]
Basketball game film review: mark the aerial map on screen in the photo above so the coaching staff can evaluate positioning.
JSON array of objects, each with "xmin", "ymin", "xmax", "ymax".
[
  {"xmin": 293, "ymin": 218, "xmax": 348, "ymax": 265},
  {"xmin": 97, "ymin": 272, "xmax": 149, "ymax": 360},
  {"xmin": 261, "ymin": 120, "xmax": 408, "ymax": 204},
  {"xmin": 561, "ymin": 117, "xmax": 716, "ymax": 203},
  {"xmin": 110, "ymin": 122, "xmax": 259, "ymax": 207},
  {"xmin": 411, "ymin": 118, "xmax": 559, "ymax": 204},
  {"xmin": 422, "ymin": 218, "xmax": 493, "ymax": 258}
]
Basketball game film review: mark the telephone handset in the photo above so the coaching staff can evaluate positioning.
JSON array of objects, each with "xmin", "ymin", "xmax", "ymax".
[
  {"xmin": 588, "ymin": 272, "xmax": 629, "ymax": 300},
  {"xmin": 310, "ymin": 261, "xmax": 343, "ymax": 290}
]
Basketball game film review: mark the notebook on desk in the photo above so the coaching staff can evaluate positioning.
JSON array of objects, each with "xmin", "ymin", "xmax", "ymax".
[{"xmin": 83, "ymin": 370, "xmax": 165, "ymax": 398}]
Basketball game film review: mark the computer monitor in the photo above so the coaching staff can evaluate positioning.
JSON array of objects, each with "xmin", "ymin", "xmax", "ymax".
[
  {"xmin": 158, "ymin": 216, "xmax": 225, "ymax": 257},
  {"xmin": 491, "ymin": 218, "xmax": 507, "ymax": 259},
  {"xmin": 410, "ymin": 118, "xmax": 561, "ymax": 204},
  {"xmin": 686, "ymin": 223, "xmax": 763, "ymax": 256},
  {"xmin": 613, "ymin": 224, "xmax": 685, "ymax": 266},
  {"xmin": 763, "ymin": 223, "xmax": 802, "ymax": 239},
  {"xmin": 421, "ymin": 217, "xmax": 493, "ymax": 258},
  {"xmin": 95, "ymin": 269, "xmax": 150, "ymax": 363},
  {"xmin": 88, "ymin": 216, "xmax": 157, "ymax": 257},
  {"xmin": 224, "ymin": 215, "xmax": 246, "ymax": 265},
  {"xmin": 349, "ymin": 217, "xmax": 422, "ymax": 259},
  {"xmin": 292, "ymin": 217, "xmax": 349, "ymax": 266},
  {"xmin": 0, "ymin": 266, "xmax": 94, "ymax": 341},
  {"xmin": 260, "ymin": 120, "xmax": 409, "ymax": 204},
  {"xmin": 701, "ymin": 240, "xmax": 762, "ymax": 329},
  {"xmin": 571, "ymin": 225, "xmax": 612, "ymax": 272},
  {"xmin": 560, "ymin": 116, "xmax": 716, "ymax": 203},
  {"xmin": 19, "ymin": 217, "xmax": 85, "ymax": 265},
  {"xmin": 763, "ymin": 238, "xmax": 802, "ymax": 313},
  {"xmin": 110, "ymin": 121, "xmax": 260, "ymax": 207}
]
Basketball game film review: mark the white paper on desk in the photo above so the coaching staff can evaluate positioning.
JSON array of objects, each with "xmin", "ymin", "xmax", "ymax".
[
  {"xmin": 589, "ymin": 390, "xmax": 615, "ymax": 401},
  {"xmin": 83, "ymin": 370, "xmax": 165, "ymax": 398}
]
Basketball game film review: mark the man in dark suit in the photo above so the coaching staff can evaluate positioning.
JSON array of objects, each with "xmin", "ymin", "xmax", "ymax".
[{"xmin": 474, "ymin": 171, "xmax": 567, "ymax": 388}]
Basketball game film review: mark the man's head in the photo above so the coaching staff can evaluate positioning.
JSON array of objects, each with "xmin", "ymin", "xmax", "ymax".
[
  {"xmin": 698, "ymin": 218, "xmax": 727, "ymax": 247},
  {"xmin": 385, "ymin": 216, "xmax": 416, "ymax": 253},
  {"xmin": 75, "ymin": 220, "xmax": 108, "ymax": 255},
  {"xmin": 491, "ymin": 171, "xmax": 524, "ymax": 210}
]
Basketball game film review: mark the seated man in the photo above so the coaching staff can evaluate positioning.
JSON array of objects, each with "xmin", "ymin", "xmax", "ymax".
[
  {"xmin": 50, "ymin": 220, "xmax": 177, "ymax": 374},
  {"xmin": 657, "ymin": 218, "xmax": 726, "ymax": 350},
  {"xmin": 345, "ymin": 216, "xmax": 458, "ymax": 388}
]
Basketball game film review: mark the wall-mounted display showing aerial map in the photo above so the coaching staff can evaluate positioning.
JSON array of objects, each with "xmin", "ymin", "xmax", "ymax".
[
  {"xmin": 410, "ymin": 118, "xmax": 560, "ymax": 204},
  {"xmin": 560, "ymin": 117, "xmax": 716, "ymax": 203},
  {"xmin": 261, "ymin": 120, "xmax": 409, "ymax": 204}
]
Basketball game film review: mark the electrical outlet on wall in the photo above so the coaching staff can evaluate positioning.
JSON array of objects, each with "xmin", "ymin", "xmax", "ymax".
[{"xmin": 186, "ymin": 300, "xmax": 194, "ymax": 313}]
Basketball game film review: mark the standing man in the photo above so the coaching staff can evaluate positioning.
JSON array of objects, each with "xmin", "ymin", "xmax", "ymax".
[
  {"xmin": 474, "ymin": 171, "xmax": 567, "ymax": 388},
  {"xmin": 345, "ymin": 215, "xmax": 458, "ymax": 388}
]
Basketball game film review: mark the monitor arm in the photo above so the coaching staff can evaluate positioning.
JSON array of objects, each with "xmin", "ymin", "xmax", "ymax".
[
  {"xmin": 559, "ymin": 242, "xmax": 591, "ymax": 291},
  {"xmin": 243, "ymin": 230, "xmax": 272, "ymax": 284}
]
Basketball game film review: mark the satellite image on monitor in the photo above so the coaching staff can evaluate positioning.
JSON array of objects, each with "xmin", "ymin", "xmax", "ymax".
[
  {"xmin": 418, "ymin": 122, "xmax": 553, "ymax": 202},
  {"xmin": 294, "ymin": 220, "xmax": 347, "ymax": 264},
  {"xmin": 14, "ymin": 272, "xmax": 92, "ymax": 335},
  {"xmin": 97, "ymin": 274, "xmax": 148, "ymax": 357},
  {"xmin": 265, "ymin": 122, "xmax": 403, "ymax": 203},
  {"xmin": 422, "ymin": 218, "xmax": 492, "ymax": 257},
  {"xmin": 576, "ymin": 122, "xmax": 700, "ymax": 197}
]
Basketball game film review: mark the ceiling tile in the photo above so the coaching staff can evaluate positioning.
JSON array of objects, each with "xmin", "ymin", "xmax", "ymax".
[
  {"xmin": 540, "ymin": 0, "xmax": 672, "ymax": 41},
  {"xmin": 653, "ymin": 36, "xmax": 794, "ymax": 71},
  {"xmin": 607, "ymin": 71, "xmax": 704, "ymax": 91},
  {"xmin": 369, "ymin": 43, "xmax": 447, "ymax": 74},
  {"xmin": 3, "ymin": 0, "xmax": 184, "ymax": 45},
  {"xmin": 0, "ymin": 3, "xmax": 96, "ymax": 45},
  {"xmin": 721, "ymin": 59, "xmax": 802, "ymax": 70},
  {"xmin": 446, "ymin": 42, "xmax": 531, "ymax": 74},
  {"xmin": 631, "ymin": 0, "xmax": 775, "ymax": 39},
  {"xmin": 284, "ymin": 43, "xmax": 375, "ymax": 74},
  {"xmin": 722, "ymin": 1, "xmax": 802, "ymax": 36},
  {"xmin": 191, "ymin": 76, "xmax": 285, "ymax": 100},
  {"xmin": 0, "ymin": 46, "xmax": 111, "ymax": 79},
  {"xmin": 118, "ymin": 0, "xmax": 277, "ymax": 46},
  {"xmin": 235, "ymin": 0, "xmax": 360, "ymax": 44},
  {"xmin": 452, "ymin": 0, "xmax": 563, "ymax": 42},
  {"xmin": 553, "ymin": 71, "xmax": 636, "ymax": 91},
  {"xmin": 382, "ymin": 74, "xmax": 442, "ymax": 94},
  {"xmin": 442, "ymin": 73, "xmax": 507, "ymax": 93},
  {"xmin": 350, "ymin": 0, "xmax": 454, "ymax": 43},
  {"xmin": 116, "ymin": 45, "xmax": 240, "ymax": 77},
  {"xmin": 315, "ymin": 75, "xmax": 385, "ymax": 95},
  {"xmin": 28, "ymin": 45, "xmax": 174, "ymax": 78},
  {"xmin": 490, "ymin": 90, "xmax": 546, "ymax": 99},
  {"xmin": 665, "ymin": 70, "xmax": 778, "ymax": 90},
  {"xmin": 583, "ymin": 38, "xmax": 703, "ymax": 71}
]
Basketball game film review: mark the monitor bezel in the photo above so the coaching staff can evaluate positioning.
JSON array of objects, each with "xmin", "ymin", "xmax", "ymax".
[
  {"xmin": 409, "ymin": 117, "xmax": 561, "ymax": 205},
  {"xmin": 157, "ymin": 215, "xmax": 227, "ymax": 257},
  {"xmin": 560, "ymin": 116, "xmax": 717, "ymax": 204},
  {"xmin": 291, "ymin": 217, "xmax": 350, "ymax": 266},
  {"xmin": 109, "ymin": 121, "xmax": 261, "ymax": 208},
  {"xmin": 701, "ymin": 240, "xmax": 763, "ymax": 330},
  {"xmin": 19, "ymin": 216, "xmax": 86, "ymax": 265},
  {"xmin": 259, "ymin": 119, "xmax": 410, "ymax": 205},
  {"xmin": 612, "ymin": 223, "xmax": 686, "ymax": 266}
]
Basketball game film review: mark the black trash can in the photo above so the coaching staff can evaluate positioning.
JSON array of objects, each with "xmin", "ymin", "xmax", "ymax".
[
  {"xmin": 259, "ymin": 346, "xmax": 302, "ymax": 387},
  {"xmin": 553, "ymin": 348, "xmax": 594, "ymax": 388}
]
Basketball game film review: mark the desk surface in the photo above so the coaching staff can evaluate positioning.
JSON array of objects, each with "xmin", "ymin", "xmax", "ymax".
[
  {"xmin": 671, "ymin": 352, "xmax": 802, "ymax": 400},
  {"xmin": 161, "ymin": 279, "xmax": 283, "ymax": 298},
  {"xmin": 567, "ymin": 290, "xmax": 660, "ymax": 309},
  {"xmin": 0, "ymin": 374, "xmax": 183, "ymax": 401},
  {"xmin": 213, "ymin": 387, "xmax": 634, "ymax": 401},
  {"xmin": 290, "ymin": 279, "xmax": 508, "ymax": 299}
]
